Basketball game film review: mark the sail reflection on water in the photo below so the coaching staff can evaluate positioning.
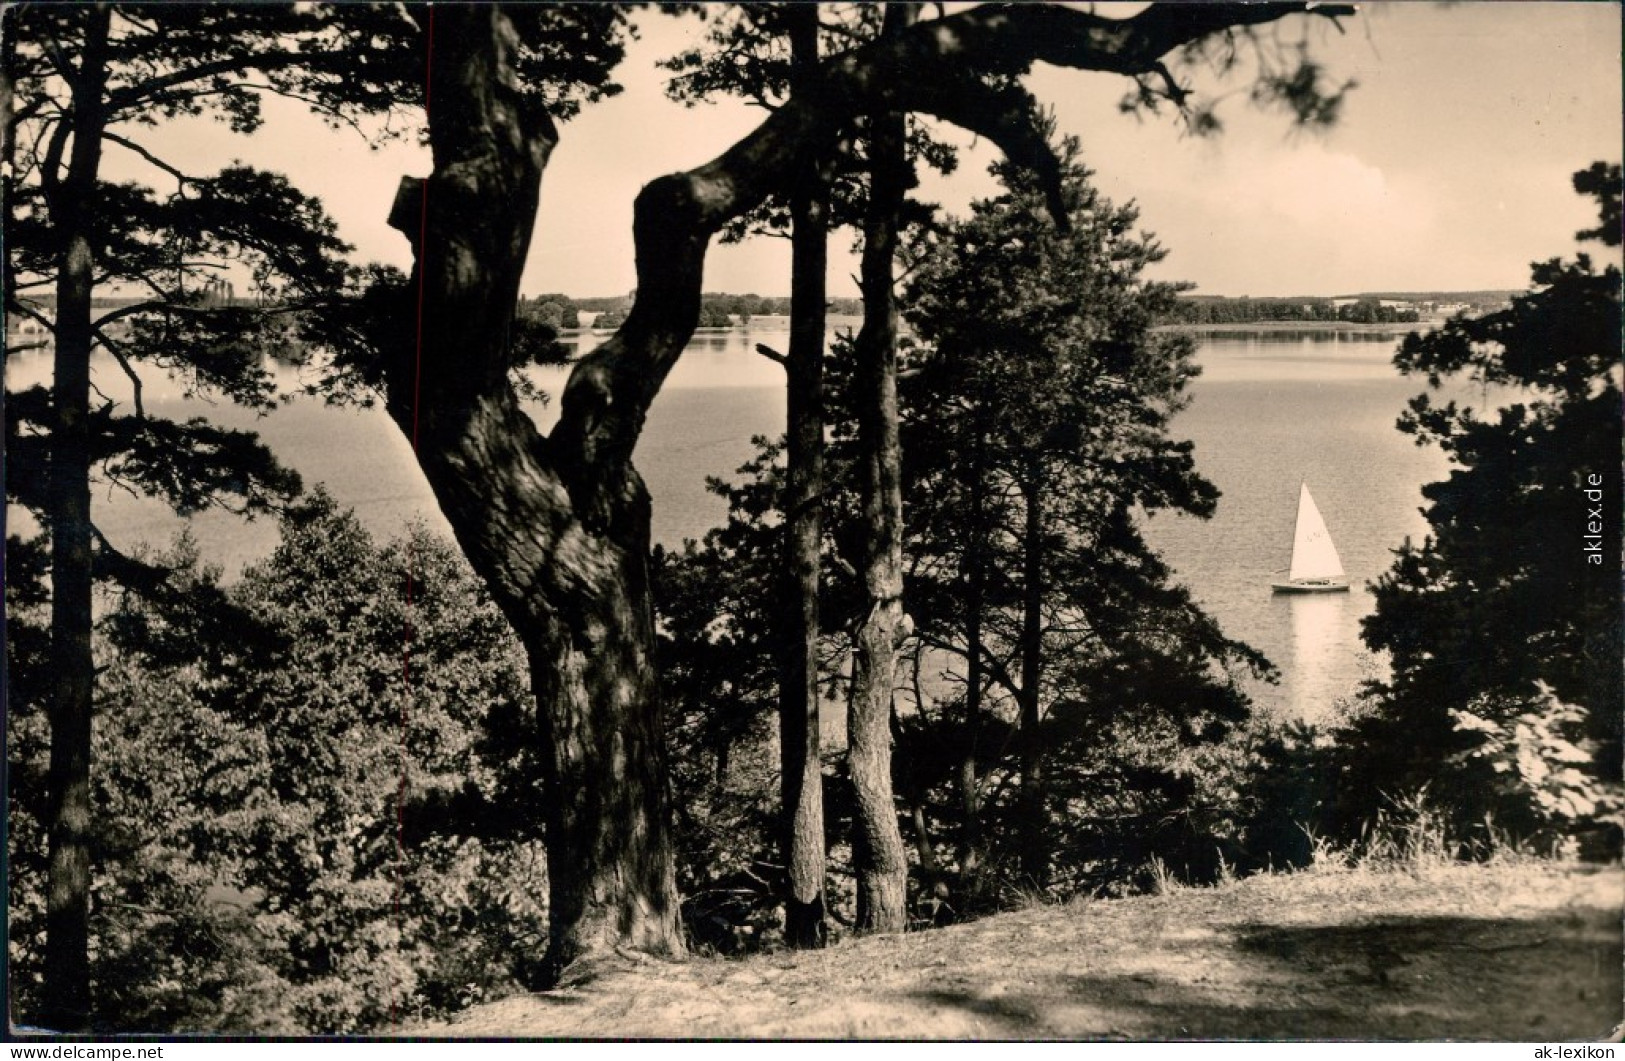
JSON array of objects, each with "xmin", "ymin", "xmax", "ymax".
[{"xmin": 1278, "ymin": 590, "xmax": 1351, "ymax": 724}]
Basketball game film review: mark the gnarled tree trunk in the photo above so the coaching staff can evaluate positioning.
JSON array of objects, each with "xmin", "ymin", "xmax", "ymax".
[
  {"xmin": 848, "ymin": 4, "xmax": 916, "ymax": 935},
  {"xmin": 384, "ymin": 9, "xmax": 684, "ymax": 983},
  {"xmin": 386, "ymin": 4, "xmax": 1055, "ymax": 974},
  {"xmin": 382, "ymin": 0, "xmax": 1347, "ymax": 979}
]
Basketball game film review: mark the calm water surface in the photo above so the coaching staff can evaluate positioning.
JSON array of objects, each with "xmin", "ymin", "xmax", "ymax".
[
  {"xmin": 8, "ymin": 324, "xmax": 1488, "ymax": 721},
  {"xmin": 1137, "ymin": 331, "xmax": 1470, "ymax": 721}
]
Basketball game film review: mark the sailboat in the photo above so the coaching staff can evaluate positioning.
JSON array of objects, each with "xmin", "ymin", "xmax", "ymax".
[{"xmin": 1271, "ymin": 482, "xmax": 1350, "ymax": 593}]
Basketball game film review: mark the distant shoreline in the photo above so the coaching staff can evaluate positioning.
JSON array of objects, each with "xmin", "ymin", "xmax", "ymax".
[
  {"xmin": 559, "ymin": 320, "xmax": 1441, "ymax": 338},
  {"xmin": 1154, "ymin": 320, "xmax": 1440, "ymax": 336}
]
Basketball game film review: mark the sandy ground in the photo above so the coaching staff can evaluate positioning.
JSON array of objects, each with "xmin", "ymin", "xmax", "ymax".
[{"xmin": 409, "ymin": 861, "xmax": 1622, "ymax": 1041}]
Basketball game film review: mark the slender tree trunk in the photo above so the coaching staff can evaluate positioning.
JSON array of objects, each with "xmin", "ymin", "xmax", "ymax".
[
  {"xmin": 778, "ymin": 4, "xmax": 830, "ymax": 951},
  {"xmin": 848, "ymin": 5, "xmax": 916, "ymax": 936},
  {"xmin": 1017, "ymin": 472, "xmax": 1048, "ymax": 887},
  {"xmin": 0, "ymin": 23, "xmax": 15, "ymax": 317},
  {"xmin": 956, "ymin": 754, "xmax": 983, "ymax": 891},
  {"xmin": 956, "ymin": 429, "xmax": 988, "ymax": 900},
  {"xmin": 904, "ymin": 644, "xmax": 941, "ymax": 877},
  {"xmin": 386, "ymin": 9, "xmax": 683, "ymax": 984},
  {"xmin": 41, "ymin": 8, "xmax": 111, "ymax": 1030}
]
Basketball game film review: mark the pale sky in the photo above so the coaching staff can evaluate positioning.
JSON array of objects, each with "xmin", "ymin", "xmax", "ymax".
[{"xmin": 117, "ymin": 2, "xmax": 1623, "ymax": 300}]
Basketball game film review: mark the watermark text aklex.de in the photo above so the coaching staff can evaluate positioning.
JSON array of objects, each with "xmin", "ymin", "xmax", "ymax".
[{"xmin": 1583, "ymin": 472, "xmax": 1607, "ymax": 565}]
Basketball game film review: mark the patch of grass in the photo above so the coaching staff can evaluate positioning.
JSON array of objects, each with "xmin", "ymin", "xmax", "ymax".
[
  {"xmin": 1145, "ymin": 855, "xmax": 1183, "ymax": 896},
  {"xmin": 1355, "ymin": 792, "xmax": 1455, "ymax": 871},
  {"xmin": 1001, "ymin": 880, "xmax": 1058, "ymax": 912},
  {"xmin": 1278, "ymin": 790, "xmax": 1579, "ymax": 886},
  {"xmin": 1475, "ymin": 814, "xmax": 1553, "ymax": 866},
  {"xmin": 1297, "ymin": 823, "xmax": 1352, "ymax": 875}
]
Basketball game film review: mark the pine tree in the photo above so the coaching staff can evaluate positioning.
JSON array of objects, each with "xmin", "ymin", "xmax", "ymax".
[
  {"xmin": 4, "ymin": 7, "xmax": 392, "ymax": 1023},
  {"xmin": 1353, "ymin": 162, "xmax": 1623, "ymax": 851}
]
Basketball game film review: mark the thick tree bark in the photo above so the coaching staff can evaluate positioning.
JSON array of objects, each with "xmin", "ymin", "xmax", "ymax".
[
  {"xmin": 848, "ymin": 5, "xmax": 916, "ymax": 936},
  {"xmin": 1017, "ymin": 472, "xmax": 1047, "ymax": 887},
  {"xmin": 385, "ymin": 9, "xmax": 685, "ymax": 984},
  {"xmin": 778, "ymin": 5, "xmax": 831, "ymax": 951},
  {"xmin": 383, "ymin": 0, "xmax": 1346, "ymax": 978},
  {"xmin": 41, "ymin": 7, "xmax": 111, "ymax": 1031}
]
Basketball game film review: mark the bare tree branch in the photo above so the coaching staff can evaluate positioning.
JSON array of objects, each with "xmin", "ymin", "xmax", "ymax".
[
  {"xmin": 39, "ymin": 104, "xmax": 70, "ymax": 199},
  {"xmin": 38, "ymin": 35, "xmax": 76, "ymax": 86},
  {"xmin": 753, "ymin": 342, "xmax": 788, "ymax": 367},
  {"xmin": 94, "ymin": 326, "xmax": 143, "ymax": 418},
  {"xmin": 102, "ymin": 130, "xmax": 192, "ymax": 187},
  {"xmin": 8, "ymin": 300, "xmax": 57, "ymax": 337}
]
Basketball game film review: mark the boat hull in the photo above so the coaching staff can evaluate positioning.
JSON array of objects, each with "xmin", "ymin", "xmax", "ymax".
[{"xmin": 1271, "ymin": 579, "xmax": 1350, "ymax": 594}]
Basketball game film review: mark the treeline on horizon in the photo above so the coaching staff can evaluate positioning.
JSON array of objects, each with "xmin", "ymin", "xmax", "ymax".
[
  {"xmin": 518, "ymin": 291, "xmax": 868, "ymax": 331},
  {"xmin": 509, "ymin": 289, "xmax": 1520, "ymax": 333},
  {"xmin": 1160, "ymin": 291, "xmax": 1513, "ymax": 325}
]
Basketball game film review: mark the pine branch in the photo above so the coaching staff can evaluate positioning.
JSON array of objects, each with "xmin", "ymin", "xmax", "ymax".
[
  {"xmin": 94, "ymin": 326, "xmax": 144, "ymax": 418},
  {"xmin": 101, "ymin": 130, "xmax": 193, "ymax": 187}
]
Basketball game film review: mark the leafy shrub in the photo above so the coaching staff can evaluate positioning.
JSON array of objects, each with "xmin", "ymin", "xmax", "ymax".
[
  {"xmin": 1448, "ymin": 683, "xmax": 1623, "ymax": 859},
  {"xmin": 7, "ymin": 495, "xmax": 548, "ymax": 1032},
  {"xmin": 1354, "ymin": 163, "xmax": 1622, "ymax": 857}
]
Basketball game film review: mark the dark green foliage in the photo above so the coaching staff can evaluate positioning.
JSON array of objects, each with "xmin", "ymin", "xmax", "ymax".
[
  {"xmin": 1344, "ymin": 163, "xmax": 1623, "ymax": 854},
  {"xmin": 5, "ymin": 541, "xmax": 56, "ymax": 1017},
  {"xmin": 287, "ymin": 264, "xmax": 413, "ymax": 406},
  {"xmin": 5, "ymin": 5, "xmax": 643, "ymax": 1019},
  {"xmin": 7, "ymin": 496, "xmax": 545, "ymax": 1032},
  {"xmin": 519, "ymin": 293, "xmax": 581, "ymax": 333},
  {"xmin": 1574, "ymin": 162, "xmax": 1622, "ymax": 245},
  {"xmin": 97, "ymin": 415, "xmax": 304, "ymax": 517},
  {"xmin": 655, "ymin": 145, "xmax": 1271, "ymax": 925},
  {"xmin": 1224, "ymin": 720, "xmax": 1342, "ymax": 872},
  {"xmin": 5, "ymin": 3, "xmax": 635, "ymax": 131},
  {"xmin": 891, "ymin": 140, "xmax": 1271, "ymax": 900},
  {"xmin": 653, "ymin": 447, "xmax": 796, "ymax": 949},
  {"xmin": 661, "ymin": 5, "xmax": 817, "ymax": 108}
]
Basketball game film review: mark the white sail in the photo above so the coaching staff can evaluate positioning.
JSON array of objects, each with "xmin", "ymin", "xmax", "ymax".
[{"xmin": 1287, "ymin": 483, "xmax": 1345, "ymax": 582}]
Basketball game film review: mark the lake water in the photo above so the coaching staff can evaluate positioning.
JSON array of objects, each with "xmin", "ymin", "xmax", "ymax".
[
  {"xmin": 1133, "ymin": 330, "xmax": 1465, "ymax": 721},
  {"xmin": 6, "ymin": 323, "xmax": 1480, "ymax": 722}
]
